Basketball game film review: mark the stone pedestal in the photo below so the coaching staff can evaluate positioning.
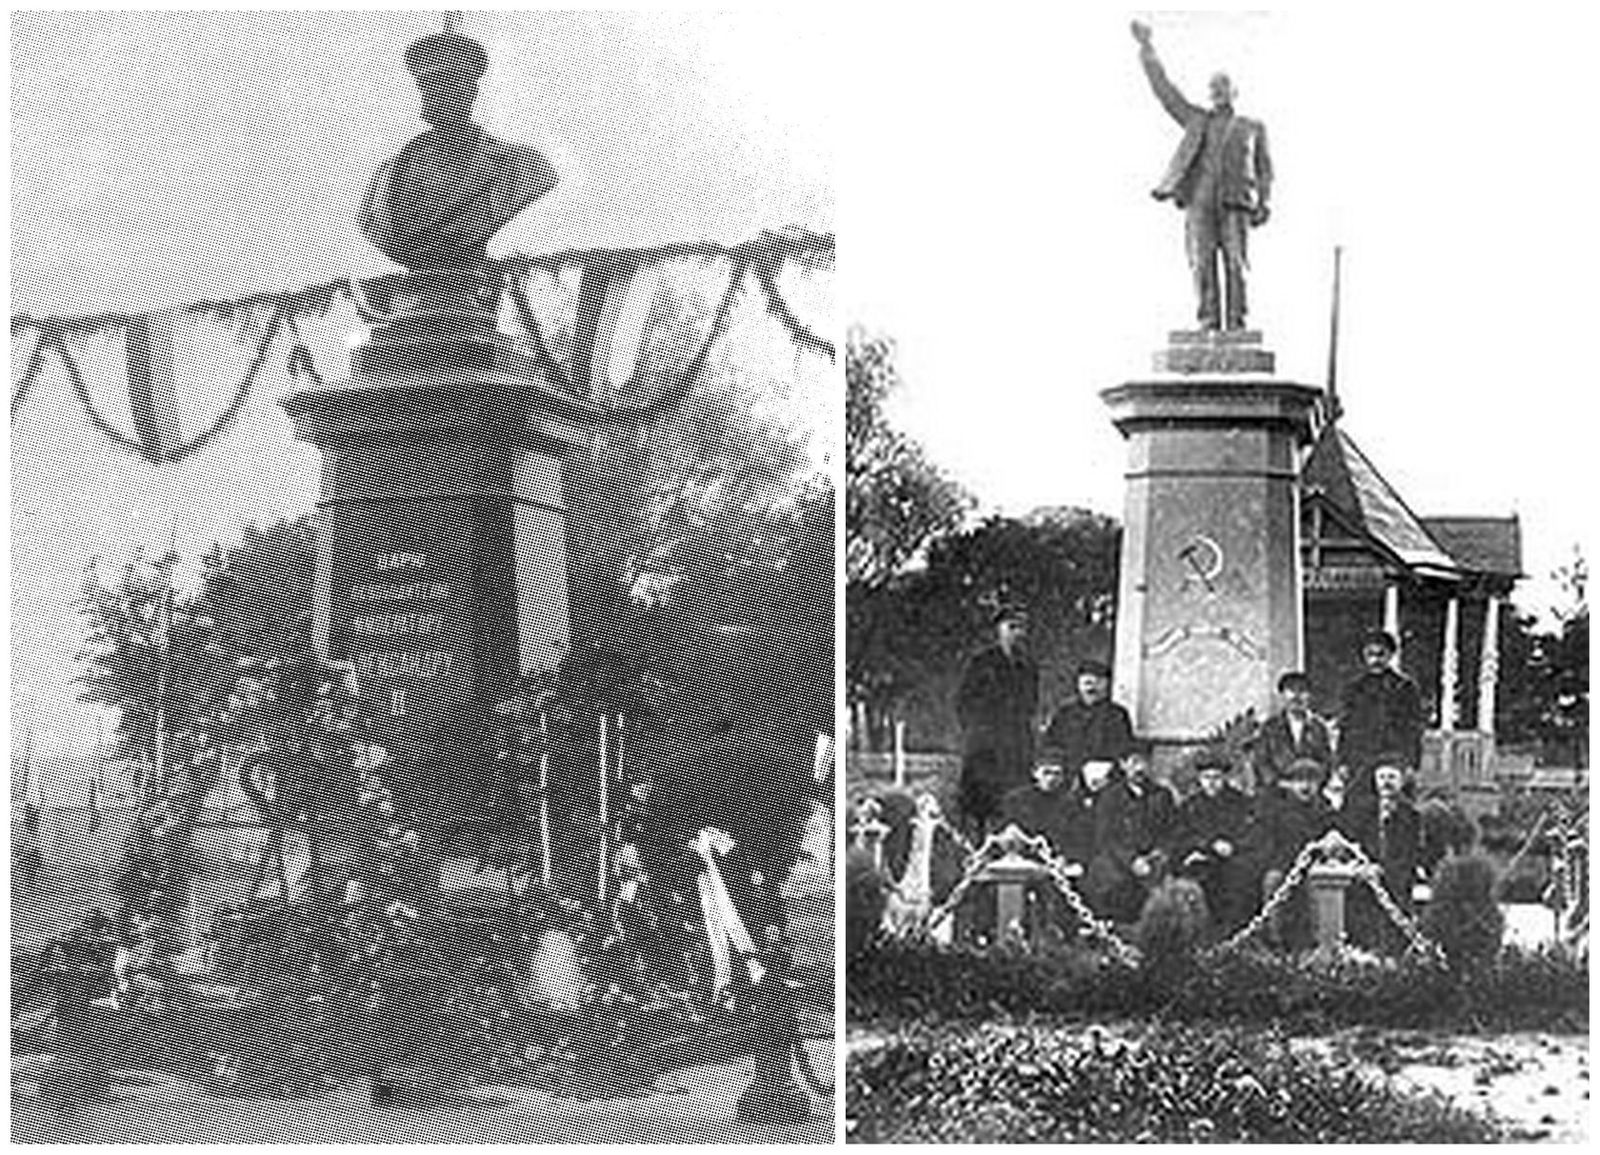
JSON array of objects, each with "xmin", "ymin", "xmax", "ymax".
[
  {"xmin": 282, "ymin": 270, "xmax": 600, "ymax": 771},
  {"xmin": 1305, "ymin": 862, "xmax": 1358, "ymax": 952},
  {"xmin": 973, "ymin": 849, "xmax": 1071, "ymax": 944},
  {"xmin": 1102, "ymin": 333, "xmax": 1322, "ymax": 760}
]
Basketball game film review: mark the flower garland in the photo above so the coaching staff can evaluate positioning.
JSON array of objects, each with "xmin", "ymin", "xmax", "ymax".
[{"xmin": 10, "ymin": 232, "xmax": 835, "ymax": 464}]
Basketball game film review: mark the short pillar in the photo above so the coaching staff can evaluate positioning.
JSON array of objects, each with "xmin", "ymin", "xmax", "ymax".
[
  {"xmin": 972, "ymin": 845, "xmax": 1065, "ymax": 944},
  {"xmin": 1305, "ymin": 862, "xmax": 1358, "ymax": 951}
]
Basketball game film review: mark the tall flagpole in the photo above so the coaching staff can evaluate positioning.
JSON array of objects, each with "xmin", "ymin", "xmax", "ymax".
[{"xmin": 1325, "ymin": 245, "xmax": 1344, "ymax": 424}]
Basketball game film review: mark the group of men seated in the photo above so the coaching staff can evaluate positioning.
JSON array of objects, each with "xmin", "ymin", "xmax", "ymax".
[
  {"xmin": 960, "ymin": 625, "xmax": 1441, "ymax": 948},
  {"xmin": 996, "ymin": 740, "xmax": 1435, "ymax": 946}
]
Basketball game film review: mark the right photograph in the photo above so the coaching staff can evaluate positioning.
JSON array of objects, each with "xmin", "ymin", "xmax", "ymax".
[{"xmin": 844, "ymin": 11, "xmax": 1588, "ymax": 1145}]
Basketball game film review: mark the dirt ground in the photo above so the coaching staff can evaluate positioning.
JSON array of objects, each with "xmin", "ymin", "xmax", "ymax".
[
  {"xmin": 10, "ymin": 1044, "xmax": 835, "ymax": 1144},
  {"xmin": 1295, "ymin": 1028, "xmax": 1589, "ymax": 1144}
]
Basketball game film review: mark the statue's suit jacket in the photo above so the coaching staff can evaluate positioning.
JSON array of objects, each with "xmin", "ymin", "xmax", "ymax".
[{"xmin": 1140, "ymin": 50, "xmax": 1273, "ymax": 214}]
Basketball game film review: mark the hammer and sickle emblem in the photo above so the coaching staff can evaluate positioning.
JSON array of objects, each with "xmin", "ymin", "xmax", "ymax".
[{"xmin": 1177, "ymin": 535, "xmax": 1224, "ymax": 593}]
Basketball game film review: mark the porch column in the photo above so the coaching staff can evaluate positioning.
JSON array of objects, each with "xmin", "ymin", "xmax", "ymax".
[
  {"xmin": 1439, "ymin": 595, "xmax": 1460, "ymax": 732},
  {"xmin": 1477, "ymin": 596, "xmax": 1502, "ymax": 735},
  {"xmin": 1383, "ymin": 582, "xmax": 1402, "ymax": 658}
]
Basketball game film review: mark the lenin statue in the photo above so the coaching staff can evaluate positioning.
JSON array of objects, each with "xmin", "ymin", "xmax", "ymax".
[
  {"xmin": 1131, "ymin": 20, "xmax": 1272, "ymax": 332},
  {"xmin": 359, "ymin": 31, "xmax": 559, "ymax": 271}
]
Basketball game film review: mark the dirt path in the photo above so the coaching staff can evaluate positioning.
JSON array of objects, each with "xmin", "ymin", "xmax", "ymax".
[
  {"xmin": 1295, "ymin": 1029, "xmax": 1589, "ymax": 1144},
  {"xmin": 11, "ymin": 1046, "xmax": 835, "ymax": 1144}
]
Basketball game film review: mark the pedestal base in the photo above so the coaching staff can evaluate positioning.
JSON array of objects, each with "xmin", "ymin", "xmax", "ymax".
[
  {"xmin": 1102, "ymin": 375, "xmax": 1323, "ymax": 749},
  {"xmin": 1154, "ymin": 330, "xmax": 1276, "ymax": 375}
]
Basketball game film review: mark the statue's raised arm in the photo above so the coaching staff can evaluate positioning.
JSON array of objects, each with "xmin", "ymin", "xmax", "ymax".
[{"xmin": 1131, "ymin": 20, "xmax": 1203, "ymax": 126}]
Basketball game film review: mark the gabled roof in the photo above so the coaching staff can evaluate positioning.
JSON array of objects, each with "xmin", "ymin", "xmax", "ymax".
[
  {"xmin": 1421, "ymin": 516, "xmax": 1523, "ymax": 578},
  {"xmin": 1302, "ymin": 425, "xmax": 1460, "ymax": 574}
]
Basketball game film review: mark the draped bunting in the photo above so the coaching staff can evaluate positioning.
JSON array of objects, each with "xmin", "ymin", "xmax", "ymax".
[{"xmin": 10, "ymin": 230, "xmax": 833, "ymax": 464}]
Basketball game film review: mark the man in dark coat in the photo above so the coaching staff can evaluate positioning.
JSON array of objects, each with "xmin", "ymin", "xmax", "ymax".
[
  {"xmin": 956, "ymin": 606, "xmax": 1039, "ymax": 835},
  {"xmin": 1246, "ymin": 756, "xmax": 1339, "ymax": 950},
  {"xmin": 1000, "ymin": 756, "xmax": 1074, "ymax": 855},
  {"xmin": 1252, "ymin": 671, "xmax": 1335, "ymax": 794},
  {"xmin": 1337, "ymin": 630, "xmax": 1424, "ymax": 799},
  {"xmin": 1043, "ymin": 660, "xmax": 1135, "ymax": 780},
  {"xmin": 1064, "ymin": 759, "xmax": 1146, "ymax": 925},
  {"xmin": 1121, "ymin": 740, "xmax": 1178, "ymax": 882},
  {"xmin": 999, "ymin": 754, "xmax": 1076, "ymax": 939},
  {"xmin": 1173, "ymin": 749, "xmax": 1254, "ymax": 933},
  {"xmin": 1344, "ymin": 762, "xmax": 1426, "ymax": 950}
]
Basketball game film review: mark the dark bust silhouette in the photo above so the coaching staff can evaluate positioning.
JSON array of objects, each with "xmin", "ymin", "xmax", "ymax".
[{"xmin": 359, "ymin": 32, "xmax": 559, "ymax": 271}]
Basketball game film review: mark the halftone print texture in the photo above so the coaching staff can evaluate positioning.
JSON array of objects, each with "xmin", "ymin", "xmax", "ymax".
[{"xmin": 11, "ymin": 9, "xmax": 836, "ymax": 1143}]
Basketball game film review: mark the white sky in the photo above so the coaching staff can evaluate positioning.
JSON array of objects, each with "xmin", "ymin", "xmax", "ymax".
[
  {"xmin": 8, "ymin": 7, "xmax": 834, "ymax": 758},
  {"xmin": 837, "ymin": 8, "xmax": 1597, "ymax": 624},
  {"xmin": 8, "ymin": 6, "xmax": 1599, "ymax": 761}
]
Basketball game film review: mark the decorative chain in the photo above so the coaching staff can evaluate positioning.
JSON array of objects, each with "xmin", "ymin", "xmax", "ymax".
[
  {"xmin": 1205, "ymin": 827, "xmax": 1441, "ymax": 959},
  {"xmin": 1204, "ymin": 834, "xmax": 1324, "ymax": 957},
  {"xmin": 913, "ymin": 821, "xmax": 1141, "ymax": 965}
]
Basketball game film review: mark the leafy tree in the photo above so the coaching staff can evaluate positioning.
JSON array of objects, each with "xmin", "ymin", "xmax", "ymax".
[
  {"xmin": 850, "ymin": 507, "xmax": 1121, "ymax": 752},
  {"xmin": 1496, "ymin": 548, "xmax": 1588, "ymax": 766},
  {"xmin": 76, "ymin": 519, "xmax": 317, "ymax": 773},
  {"xmin": 845, "ymin": 329, "xmax": 971, "ymax": 591}
]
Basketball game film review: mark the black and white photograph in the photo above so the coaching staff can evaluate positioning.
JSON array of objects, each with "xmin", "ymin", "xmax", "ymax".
[
  {"xmin": 843, "ymin": 10, "xmax": 1589, "ymax": 1143},
  {"xmin": 10, "ymin": 9, "xmax": 835, "ymax": 1142}
]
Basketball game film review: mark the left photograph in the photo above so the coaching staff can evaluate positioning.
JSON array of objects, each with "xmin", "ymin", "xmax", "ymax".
[{"xmin": 11, "ymin": 10, "xmax": 835, "ymax": 1143}]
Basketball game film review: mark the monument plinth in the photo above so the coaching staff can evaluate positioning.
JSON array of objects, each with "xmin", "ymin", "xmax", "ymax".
[
  {"xmin": 1102, "ymin": 343, "xmax": 1322, "ymax": 765},
  {"xmin": 283, "ymin": 272, "xmax": 600, "ymax": 750}
]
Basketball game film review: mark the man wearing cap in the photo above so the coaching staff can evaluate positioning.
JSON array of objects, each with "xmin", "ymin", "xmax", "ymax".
[
  {"xmin": 1246, "ymin": 755, "xmax": 1338, "ymax": 948},
  {"xmin": 1173, "ymin": 749, "xmax": 1253, "ymax": 932},
  {"xmin": 955, "ymin": 606, "xmax": 1040, "ymax": 835},
  {"xmin": 1337, "ymin": 630, "xmax": 1424, "ymax": 800},
  {"xmin": 1042, "ymin": 660, "xmax": 1136, "ymax": 780},
  {"xmin": 359, "ymin": 29, "xmax": 560, "ymax": 270},
  {"xmin": 1066, "ymin": 758, "xmax": 1146, "ymax": 924},
  {"xmin": 1344, "ymin": 761, "xmax": 1430, "ymax": 949},
  {"xmin": 1252, "ymin": 671, "xmax": 1335, "ymax": 795}
]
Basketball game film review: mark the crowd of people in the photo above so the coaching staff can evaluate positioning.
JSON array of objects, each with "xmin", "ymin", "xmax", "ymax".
[{"xmin": 956, "ymin": 606, "xmax": 1437, "ymax": 945}]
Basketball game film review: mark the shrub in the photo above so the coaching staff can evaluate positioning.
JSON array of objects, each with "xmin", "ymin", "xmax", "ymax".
[
  {"xmin": 1424, "ymin": 854, "xmax": 1505, "ymax": 971},
  {"xmin": 846, "ymin": 1021, "xmax": 1504, "ymax": 1142},
  {"xmin": 1419, "ymin": 798, "xmax": 1478, "ymax": 858},
  {"xmin": 848, "ymin": 935, "xmax": 1586, "ymax": 1034},
  {"xmin": 845, "ymin": 850, "xmax": 888, "ymax": 961},
  {"xmin": 1133, "ymin": 878, "xmax": 1208, "ymax": 995}
]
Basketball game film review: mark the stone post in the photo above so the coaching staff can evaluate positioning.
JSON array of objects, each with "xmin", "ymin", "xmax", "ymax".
[
  {"xmin": 1102, "ymin": 331, "xmax": 1321, "ymax": 764},
  {"xmin": 1305, "ymin": 861, "xmax": 1358, "ymax": 951}
]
